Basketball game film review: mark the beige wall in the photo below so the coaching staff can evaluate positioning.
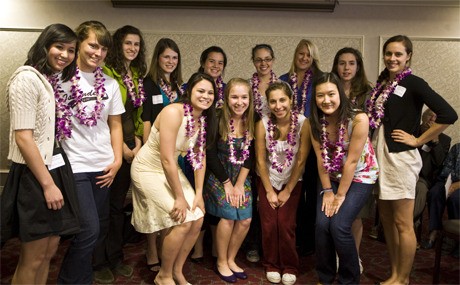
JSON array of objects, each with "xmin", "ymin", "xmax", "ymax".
[{"xmin": 1, "ymin": 0, "xmax": 459, "ymax": 172}]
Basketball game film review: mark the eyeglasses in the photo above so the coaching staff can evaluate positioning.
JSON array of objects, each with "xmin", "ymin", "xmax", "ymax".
[{"xmin": 253, "ymin": 58, "xmax": 273, "ymax": 64}]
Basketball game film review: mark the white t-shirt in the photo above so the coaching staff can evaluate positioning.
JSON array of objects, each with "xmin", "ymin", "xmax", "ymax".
[{"xmin": 60, "ymin": 70, "xmax": 125, "ymax": 173}]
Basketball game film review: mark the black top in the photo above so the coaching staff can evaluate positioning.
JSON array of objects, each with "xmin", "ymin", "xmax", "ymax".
[
  {"xmin": 381, "ymin": 74, "xmax": 457, "ymax": 153},
  {"xmin": 141, "ymin": 76, "xmax": 168, "ymax": 124}
]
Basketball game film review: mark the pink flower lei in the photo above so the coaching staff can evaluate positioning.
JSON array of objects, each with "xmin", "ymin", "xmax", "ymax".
[
  {"xmin": 122, "ymin": 74, "xmax": 145, "ymax": 108},
  {"xmin": 267, "ymin": 111, "xmax": 299, "ymax": 173},
  {"xmin": 290, "ymin": 69, "xmax": 312, "ymax": 114},
  {"xmin": 366, "ymin": 68, "xmax": 412, "ymax": 129},
  {"xmin": 320, "ymin": 115, "xmax": 346, "ymax": 173},
  {"xmin": 46, "ymin": 73, "xmax": 73, "ymax": 141},
  {"xmin": 71, "ymin": 66, "xmax": 106, "ymax": 127},
  {"xmin": 160, "ymin": 78, "xmax": 178, "ymax": 103},
  {"xmin": 228, "ymin": 118, "xmax": 251, "ymax": 165},
  {"xmin": 183, "ymin": 103, "xmax": 207, "ymax": 170},
  {"xmin": 215, "ymin": 76, "xmax": 225, "ymax": 109},
  {"xmin": 252, "ymin": 70, "xmax": 277, "ymax": 117}
]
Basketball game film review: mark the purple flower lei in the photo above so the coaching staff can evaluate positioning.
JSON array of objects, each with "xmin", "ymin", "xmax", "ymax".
[
  {"xmin": 227, "ymin": 118, "xmax": 251, "ymax": 165},
  {"xmin": 320, "ymin": 115, "xmax": 347, "ymax": 173},
  {"xmin": 251, "ymin": 70, "xmax": 277, "ymax": 117},
  {"xmin": 215, "ymin": 76, "xmax": 225, "ymax": 109},
  {"xmin": 366, "ymin": 68, "xmax": 412, "ymax": 129},
  {"xmin": 290, "ymin": 69, "xmax": 312, "ymax": 114},
  {"xmin": 46, "ymin": 74, "xmax": 73, "ymax": 141},
  {"xmin": 122, "ymin": 74, "xmax": 145, "ymax": 108},
  {"xmin": 160, "ymin": 78, "xmax": 178, "ymax": 103},
  {"xmin": 183, "ymin": 103, "xmax": 207, "ymax": 170},
  {"xmin": 71, "ymin": 66, "xmax": 106, "ymax": 127},
  {"xmin": 267, "ymin": 111, "xmax": 299, "ymax": 173}
]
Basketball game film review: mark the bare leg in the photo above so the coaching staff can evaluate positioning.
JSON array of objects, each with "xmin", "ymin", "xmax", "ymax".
[
  {"xmin": 227, "ymin": 218, "xmax": 251, "ymax": 273},
  {"xmin": 146, "ymin": 232, "xmax": 160, "ymax": 269},
  {"xmin": 378, "ymin": 199, "xmax": 399, "ymax": 284},
  {"xmin": 215, "ymin": 219, "xmax": 234, "ymax": 276},
  {"xmin": 35, "ymin": 235, "xmax": 60, "ymax": 284},
  {"xmin": 191, "ymin": 230, "xmax": 205, "ymax": 259},
  {"xmin": 12, "ymin": 236, "xmax": 58, "ymax": 284}
]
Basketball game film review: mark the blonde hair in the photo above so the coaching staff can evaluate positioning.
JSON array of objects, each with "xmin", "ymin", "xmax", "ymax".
[{"xmin": 289, "ymin": 39, "xmax": 321, "ymax": 75}]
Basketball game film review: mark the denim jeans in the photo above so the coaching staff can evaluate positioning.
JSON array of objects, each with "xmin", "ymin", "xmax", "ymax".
[
  {"xmin": 315, "ymin": 181, "xmax": 373, "ymax": 285},
  {"xmin": 428, "ymin": 180, "xmax": 460, "ymax": 231},
  {"xmin": 58, "ymin": 171, "xmax": 110, "ymax": 284}
]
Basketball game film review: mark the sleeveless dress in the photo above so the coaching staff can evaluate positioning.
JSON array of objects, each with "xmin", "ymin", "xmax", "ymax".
[
  {"xmin": 130, "ymin": 117, "xmax": 204, "ymax": 233},
  {"xmin": 204, "ymin": 137, "xmax": 252, "ymax": 220}
]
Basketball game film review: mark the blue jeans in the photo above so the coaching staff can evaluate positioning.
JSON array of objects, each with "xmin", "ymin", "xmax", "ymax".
[
  {"xmin": 58, "ymin": 172, "xmax": 110, "ymax": 284},
  {"xmin": 315, "ymin": 181, "xmax": 373, "ymax": 285}
]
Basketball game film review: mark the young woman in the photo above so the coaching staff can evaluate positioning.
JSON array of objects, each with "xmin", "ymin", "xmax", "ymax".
[
  {"xmin": 131, "ymin": 72, "xmax": 218, "ymax": 285},
  {"xmin": 56, "ymin": 21, "xmax": 125, "ymax": 285},
  {"xmin": 310, "ymin": 72, "xmax": 378, "ymax": 284},
  {"xmin": 92, "ymin": 25, "xmax": 147, "ymax": 282},
  {"xmin": 331, "ymin": 47, "xmax": 372, "ymax": 273},
  {"xmin": 367, "ymin": 35, "xmax": 457, "ymax": 285},
  {"xmin": 141, "ymin": 37, "xmax": 183, "ymax": 271},
  {"xmin": 1, "ymin": 23, "xmax": 80, "ymax": 285},
  {"xmin": 203, "ymin": 78, "xmax": 254, "ymax": 283},
  {"xmin": 249, "ymin": 44, "xmax": 277, "ymax": 118},
  {"xmin": 255, "ymin": 81, "xmax": 311, "ymax": 285},
  {"xmin": 279, "ymin": 39, "xmax": 321, "ymax": 117}
]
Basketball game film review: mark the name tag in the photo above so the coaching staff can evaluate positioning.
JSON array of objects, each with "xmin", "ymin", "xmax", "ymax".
[
  {"xmin": 393, "ymin": 85, "xmax": 406, "ymax": 97},
  {"xmin": 152, "ymin": 94, "xmax": 163, "ymax": 104},
  {"xmin": 48, "ymin": 153, "xmax": 65, "ymax": 170}
]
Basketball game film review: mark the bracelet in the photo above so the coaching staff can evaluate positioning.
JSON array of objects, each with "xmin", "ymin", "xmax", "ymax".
[
  {"xmin": 320, "ymin": 188, "xmax": 333, "ymax": 196},
  {"xmin": 223, "ymin": 179, "xmax": 231, "ymax": 184}
]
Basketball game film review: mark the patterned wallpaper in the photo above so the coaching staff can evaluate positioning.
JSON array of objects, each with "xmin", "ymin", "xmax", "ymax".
[{"xmin": 1, "ymin": 30, "xmax": 458, "ymax": 171}]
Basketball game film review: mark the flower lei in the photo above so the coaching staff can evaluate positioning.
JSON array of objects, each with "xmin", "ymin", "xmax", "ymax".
[
  {"xmin": 366, "ymin": 68, "xmax": 412, "ymax": 129},
  {"xmin": 227, "ymin": 118, "xmax": 251, "ymax": 165},
  {"xmin": 290, "ymin": 69, "xmax": 312, "ymax": 114},
  {"xmin": 72, "ymin": 66, "xmax": 106, "ymax": 127},
  {"xmin": 183, "ymin": 103, "xmax": 207, "ymax": 170},
  {"xmin": 215, "ymin": 76, "xmax": 225, "ymax": 109},
  {"xmin": 122, "ymin": 74, "xmax": 145, "ymax": 108},
  {"xmin": 252, "ymin": 70, "xmax": 277, "ymax": 117},
  {"xmin": 267, "ymin": 111, "xmax": 299, "ymax": 173},
  {"xmin": 160, "ymin": 78, "xmax": 177, "ymax": 103},
  {"xmin": 47, "ymin": 74, "xmax": 73, "ymax": 140},
  {"xmin": 320, "ymin": 115, "xmax": 346, "ymax": 173}
]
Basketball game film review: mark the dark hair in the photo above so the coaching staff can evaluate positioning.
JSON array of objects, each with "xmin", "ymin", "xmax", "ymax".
[
  {"xmin": 377, "ymin": 35, "xmax": 413, "ymax": 83},
  {"xmin": 148, "ymin": 38, "xmax": 183, "ymax": 91},
  {"xmin": 265, "ymin": 81, "xmax": 294, "ymax": 140},
  {"xmin": 310, "ymin": 72, "xmax": 354, "ymax": 141},
  {"xmin": 181, "ymin": 72, "xmax": 218, "ymax": 148},
  {"xmin": 25, "ymin": 23, "xmax": 78, "ymax": 81},
  {"xmin": 198, "ymin": 46, "xmax": 227, "ymax": 73},
  {"xmin": 331, "ymin": 47, "xmax": 371, "ymax": 110},
  {"xmin": 105, "ymin": 25, "xmax": 147, "ymax": 77},
  {"xmin": 75, "ymin": 20, "xmax": 112, "ymax": 50},
  {"xmin": 251, "ymin": 44, "xmax": 275, "ymax": 61}
]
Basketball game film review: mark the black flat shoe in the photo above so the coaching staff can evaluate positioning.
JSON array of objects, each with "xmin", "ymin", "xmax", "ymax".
[
  {"xmin": 231, "ymin": 269, "xmax": 248, "ymax": 280},
  {"xmin": 190, "ymin": 256, "xmax": 204, "ymax": 263},
  {"xmin": 214, "ymin": 265, "xmax": 237, "ymax": 283}
]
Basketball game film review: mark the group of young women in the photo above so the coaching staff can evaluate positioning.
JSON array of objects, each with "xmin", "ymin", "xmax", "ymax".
[{"xmin": 1, "ymin": 20, "xmax": 457, "ymax": 285}]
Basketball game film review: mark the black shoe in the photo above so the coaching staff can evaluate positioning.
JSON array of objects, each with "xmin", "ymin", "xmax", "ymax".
[{"xmin": 421, "ymin": 239, "xmax": 435, "ymax": 249}]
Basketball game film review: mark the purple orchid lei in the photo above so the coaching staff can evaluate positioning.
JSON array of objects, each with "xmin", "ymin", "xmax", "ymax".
[
  {"xmin": 227, "ymin": 118, "xmax": 251, "ymax": 165},
  {"xmin": 183, "ymin": 103, "xmax": 207, "ymax": 170},
  {"xmin": 160, "ymin": 78, "xmax": 177, "ymax": 103},
  {"xmin": 366, "ymin": 68, "xmax": 412, "ymax": 129},
  {"xmin": 267, "ymin": 111, "xmax": 299, "ymax": 173},
  {"xmin": 252, "ymin": 70, "xmax": 277, "ymax": 117},
  {"xmin": 215, "ymin": 76, "xmax": 225, "ymax": 109},
  {"xmin": 290, "ymin": 69, "xmax": 312, "ymax": 114},
  {"xmin": 320, "ymin": 115, "xmax": 347, "ymax": 173},
  {"xmin": 47, "ymin": 74, "xmax": 73, "ymax": 141},
  {"xmin": 71, "ymin": 66, "xmax": 106, "ymax": 127},
  {"xmin": 122, "ymin": 74, "xmax": 145, "ymax": 108}
]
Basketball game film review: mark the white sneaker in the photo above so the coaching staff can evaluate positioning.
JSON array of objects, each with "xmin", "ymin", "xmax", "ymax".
[
  {"xmin": 282, "ymin": 273, "xmax": 296, "ymax": 285},
  {"xmin": 359, "ymin": 257, "xmax": 363, "ymax": 274},
  {"xmin": 266, "ymin": 271, "xmax": 281, "ymax": 283}
]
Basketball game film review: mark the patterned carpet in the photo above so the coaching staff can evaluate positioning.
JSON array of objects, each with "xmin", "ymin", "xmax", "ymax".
[{"xmin": 1, "ymin": 216, "xmax": 459, "ymax": 284}]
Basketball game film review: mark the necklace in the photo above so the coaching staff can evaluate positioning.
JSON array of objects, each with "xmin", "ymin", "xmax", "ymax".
[
  {"xmin": 183, "ymin": 103, "xmax": 206, "ymax": 170},
  {"xmin": 215, "ymin": 76, "xmax": 225, "ymax": 109},
  {"xmin": 366, "ymin": 68, "xmax": 412, "ymax": 129},
  {"xmin": 160, "ymin": 78, "xmax": 177, "ymax": 103},
  {"xmin": 122, "ymin": 74, "xmax": 145, "ymax": 108},
  {"xmin": 320, "ymin": 115, "xmax": 346, "ymax": 173},
  {"xmin": 252, "ymin": 70, "xmax": 277, "ymax": 117},
  {"xmin": 47, "ymin": 73, "xmax": 73, "ymax": 140},
  {"xmin": 228, "ymin": 118, "xmax": 251, "ymax": 165},
  {"xmin": 290, "ymin": 70, "xmax": 312, "ymax": 114},
  {"xmin": 267, "ymin": 111, "xmax": 299, "ymax": 173}
]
